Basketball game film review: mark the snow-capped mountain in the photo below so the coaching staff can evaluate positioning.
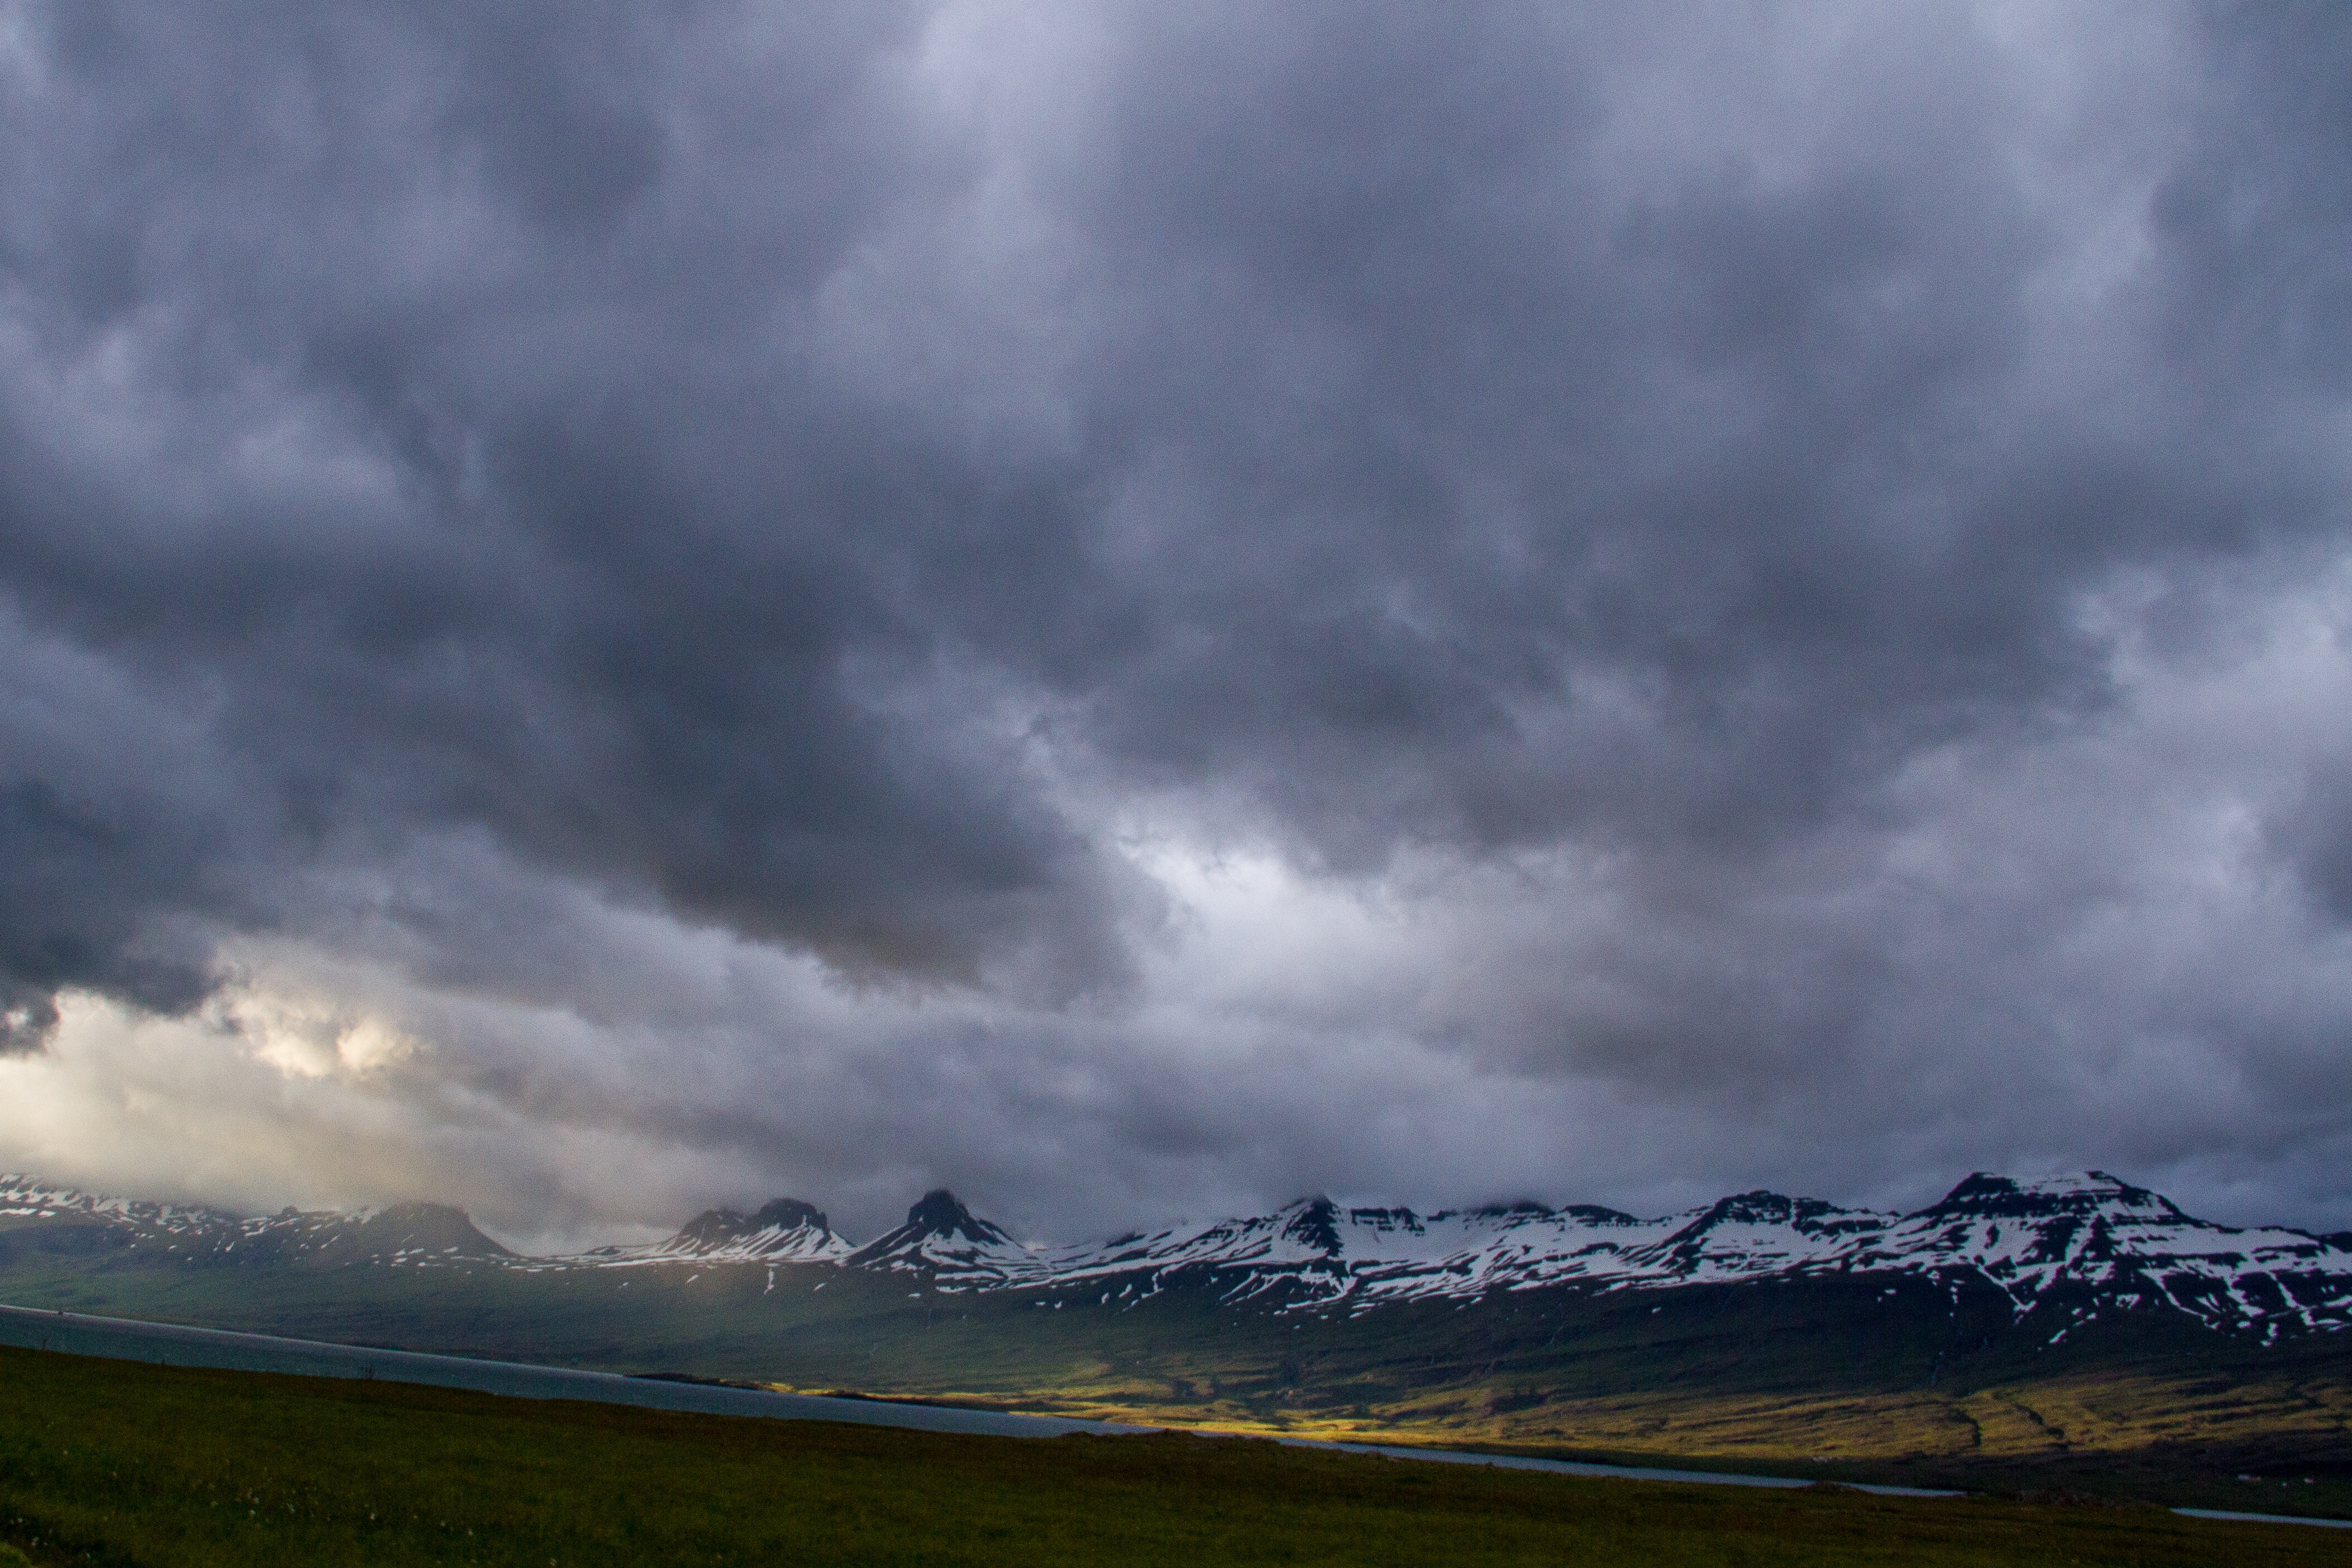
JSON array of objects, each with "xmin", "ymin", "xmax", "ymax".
[
  {"xmin": 1005, "ymin": 1188, "xmax": 1903, "ymax": 1307},
  {"xmin": 10, "ymin": 1169, "xmax": 2350, "ymax": 1339},
  {"xmin": 1849, "ymin": 1174, "xmax": 2352, "ymax": 1341},
  {"xmin": 725, "ymin": 1171, "xmax": 2352, "ymax": 1338},
  {"xmin": 3, "ymin": 1175, "xmax": 241, "ymax": 1242},
  {"xmin": 1044, "ymin": 1175, "xmax": 2352, "ymax": 1335},
  {"xmin": 569, "ymin": 1197, "xmax": 852, "ymax": 1267},
  {"xmin": 843, "ymin": 1189, "xmax": 1042, "ymax": 1277},
  {"xmin": 0, "ymin": 1175, "xmax": 509, "ymax": 1267}
]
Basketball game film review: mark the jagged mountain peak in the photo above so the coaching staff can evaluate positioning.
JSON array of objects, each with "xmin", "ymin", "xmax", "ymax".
[
  {"xmin": 751, "ymin": 1197, "xmax": 829, "ymax": 1231},
  {"xmin": 1661, "ymin": 1190, "xmax": 1891, "ymax": 1250},
  {"xmin": 1278, "ymin": 1195, "xmax": 1343, "ymax": 1254},
  {"xmin": 1683, "ymin": 1189, "xmax": 1802, "ymax": 1227},
  {"xmin": 674, "ymin": 1197, "xmax": 833, "ymax": 1250},
  {"xmin": 901, "ymin": 1188, "xmax": 1013, "ymax": 1246},
  {"xmin": 1923, "ymin": 1171, "xmax": 2182, "ymax": 1221},
  {"xmin": 620, "ymin": 1193, "xmax": 849, "ymax": 1266},
  {"xmin": 674, "ymin": 1207, "xmax": 753, "ymax": 1247},
  {"xmin": 842, "ymin": 1189, "xmax": 1026, "ymax": 1274}
]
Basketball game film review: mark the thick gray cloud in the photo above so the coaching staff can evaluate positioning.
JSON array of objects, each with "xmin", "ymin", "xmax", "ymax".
[{"xmin": 1, "ymin": 2, "xmax": 2349, "ymax": 1237}]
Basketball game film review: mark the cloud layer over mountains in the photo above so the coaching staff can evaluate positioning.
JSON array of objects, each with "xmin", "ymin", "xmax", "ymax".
[{"xmin": 1, "ymin": 2, "xmax": 2350, "ymax": 1242}]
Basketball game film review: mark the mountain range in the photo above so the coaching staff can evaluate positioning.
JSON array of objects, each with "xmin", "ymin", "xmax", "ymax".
[
  {"xmin": 9, "ymin": 1169, "xmax": 2350, "ymax": 1344},
  {"xmin": 9, "ymin": 1165, "xmax": 2352, "ymax": 1498}
]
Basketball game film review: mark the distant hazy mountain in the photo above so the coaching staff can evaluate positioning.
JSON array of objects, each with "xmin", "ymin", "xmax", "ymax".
[
  {"xmin": 0, "ymin": 1175, "xmax": 509, "ymax": 1267},
  {"xmin": 10, "ymin": 1169, "xmax": 2345, "ymax": 1343}
]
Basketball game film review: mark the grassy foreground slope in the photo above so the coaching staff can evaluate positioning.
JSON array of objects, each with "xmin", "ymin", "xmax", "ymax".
[{"xmin": 0, "ymin": 1348, "xmax": 2344, "ymax": 1567}]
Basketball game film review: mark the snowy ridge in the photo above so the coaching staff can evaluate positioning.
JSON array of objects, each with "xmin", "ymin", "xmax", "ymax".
[
  {"xmin": 842, "ymin": 1190, "xmax": 1056, "ymax": 1281},
  {"xmin": 745, "ymin": 1172, "xmax": 2352, "ymax": 1337},
  {"xmin": 1849, "ymin": 1174, "xmax": 2352, "ymax": 1341},
  {"xmin": 1049, "ymin": 1174, "xmax": 2352, "ymax": 1334},
  {"xmin": 0, "ymin": 1174, "xmax": 507, "ymax": 1267},
  {"xmin": 2, "ymin": 1174, "xmax": 248, "ymax": 1237},
  {"xmin": 11, "ymin": 1169, "xmax": 2351, "ymax": 1337},
  {"xmin": 990, "ymin": 1190, "xmax": 1902, "ymax": 1307},
  {"xmin": 565, "ymin": 1198, "xmax": 852, "ymax": 1267},
  {"xmin": 595, "ymin": 1171, "xmax": 2352, "ymax": 1337}
]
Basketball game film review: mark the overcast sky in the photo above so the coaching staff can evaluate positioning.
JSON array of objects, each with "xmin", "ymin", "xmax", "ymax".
[{"xmin": 1, "ymin": 2, "xmax": 2349, "ymax": 1247}]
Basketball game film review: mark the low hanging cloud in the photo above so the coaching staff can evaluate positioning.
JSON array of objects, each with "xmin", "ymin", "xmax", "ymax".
[{"xmin": 1, "ymin": 2, "xmax": 2350, "ymax": 1240}]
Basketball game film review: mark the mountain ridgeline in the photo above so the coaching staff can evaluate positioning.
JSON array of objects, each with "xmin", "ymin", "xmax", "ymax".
[
  {"xmin": 13, "ymin": 1170, "xmax": 2345, "ymax": 1346},
  {"xmin": 0, "ymin": 1180, "xmax": 513, "ymax": 1269},
  {"xmin": 609, "ymin": 1172, "xmax": 2352, "ymax": 1342}
]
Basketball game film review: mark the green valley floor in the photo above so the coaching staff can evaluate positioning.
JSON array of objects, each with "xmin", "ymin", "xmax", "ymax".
[{"xmin": 1, "ymin": 1346, "xmax": 2346, "ymax": 1566}]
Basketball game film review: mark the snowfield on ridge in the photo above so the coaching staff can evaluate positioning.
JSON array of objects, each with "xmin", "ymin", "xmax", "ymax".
[{"xmin": 9, "ymin": 1170, "xmax": 2350, "ymax": 1338}]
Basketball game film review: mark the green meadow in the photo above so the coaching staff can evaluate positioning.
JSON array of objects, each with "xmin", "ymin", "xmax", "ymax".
[{"xmin": 1, "ymin": 1346, "xmax": 2347, "ymax": 1567}]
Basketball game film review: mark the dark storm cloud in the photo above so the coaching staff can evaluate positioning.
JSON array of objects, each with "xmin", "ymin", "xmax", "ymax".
[
  {"xmin": 0, "ymin": 0, "xmax": 1137, "ymax": 1013},
  {"xmin": 1028, "ymin": 4, "xmax": 2307, "ymax": 876},
  {"xmin": 0, "ymin": 2, "xmax": 2349, "ymax": 1228}
]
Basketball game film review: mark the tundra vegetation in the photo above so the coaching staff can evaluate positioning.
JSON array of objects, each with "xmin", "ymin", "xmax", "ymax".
[{"xmin": 2, "ymin": 1347, "xmax": 2347, "ymax": 1567}]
